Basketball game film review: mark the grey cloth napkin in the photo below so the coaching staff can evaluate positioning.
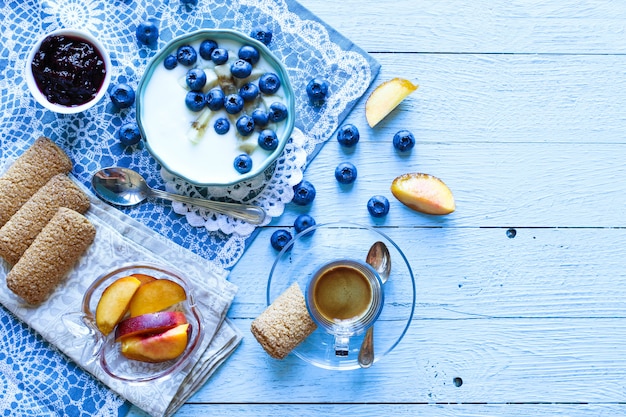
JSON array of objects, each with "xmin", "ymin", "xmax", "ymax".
[{"xmin": 0, "ymin": 180, "xmax": 242, "ymax": 417}]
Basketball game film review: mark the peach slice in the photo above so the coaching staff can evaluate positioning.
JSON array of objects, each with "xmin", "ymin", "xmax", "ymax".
[
  {"xmin": 95, "ymin": 276, "xmax": 142, "ymax": 336},
  {"xmin": 391, "ymin": 173, "xmax": 456, "ymax": 215},
  {"xmin": 365, "ymin": 78, "xmax": 418, "ymax": 127},
  {"xmin": 128, "ymin": 279, "xmax": 187, "ymax": 317},
  {"xmin": 120, "ymin": 323, "xmax": 191, "ymax": 363},
  {"xmin": 114, "ymin": 311, "xmax": 188, "ymax": 342},
  {"xmin": 131, "ymin": 273, "xmax": 157, "ymax": 285}
]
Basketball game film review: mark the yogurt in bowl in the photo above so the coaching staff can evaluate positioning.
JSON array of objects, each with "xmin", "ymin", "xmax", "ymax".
[{"xmin": 136, "ymin": 29, "xmax": 295, "ymax": 187}]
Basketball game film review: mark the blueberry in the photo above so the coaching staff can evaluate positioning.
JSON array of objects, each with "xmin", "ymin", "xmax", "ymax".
[
  {"xmin": 268, "ymin": 102, "xmax": 288, "ymax": 123},
  {"xmin": 205, "ymin": 87, "xmax": 225, "ymax": 110},
  {"xmin": 118, "ymin": 122, "xmax": 141, "ymax": 146},
  {"xmin": 224, "ymin": 94, "xmax": 244, "ymax": 114},
  {"xmin": 292, "ymin": 180, "xmax": 316, "ymax": 206},
  {"xmin": 306, "ymin": 78, "xmax": 329, "ymax": 106},
  {"xmin": 337, "ymin": 123, "xmax": 360, "ymax": 147},
  {"xmin": 236, "ymin": 115, "xmax": 255, "ymax": 136},
  {"xmin": 239, "ymin": 82, "xmax": 259, "ymax": 101},
  {"xmin": 186, "ymin": 68, "xmax": 207, "ymax": 91},
  {"xmin": 334, "ymin": 162, "xmax": 357, "ymax": 184},
  {"xmin": 109, "ymin": 83, "xmax": 135, "ymax": 109},
  {"xmin": 185, "ymin": 91, "xmax": 206, "ymax": 111},
  {"xmin": 177, "ymin": 45, "xmax": 197, "ymax": 66},
  {"xmin": 270, "ymin": 229, "xmax": 292, "ymax": 251},
  {"xmin": 230, "ymin": 59, "xmax": 253, "ymax": 79},
  {"xmin": 234, "ymin": 154, "xmax": 253, "ymax": 174},
  {"xmin": 294, "ymin": 214, "xmax": 316, "ymax": 235},
  {"xmin": 258, "ymin": 73, "xmax": 281, "ymax": 94},
  {"xmin": 251, "ymin": 109, "xmax": 269, "ymax": 127},
  {"xmin": 367, "ymin": 195, "xmax": 390, "ymax": 218},
  {"xmin": 393, "ymin": 129, "xmax": 416, "ymax": 152},
  {"xmin": 211, "ymin": 48, "xmax": 229, "ymax": 65},
  {"xmin": 136, "ymin": 21, "xmax": 159, "ymax": 45},
  {"xmin": 258, "ymin": 129, "xmax": 278, "ymax": 151},
  {"xmin": 214, "ymin": 117, "xmax": 230, "ymax": 134},
  {"xmin": 163, "ymin": 54, "xmax": 178, "ymax": 70},
  {"xmin": 250, "ymin": 27, "xmax": 273, "ymax": 46},
  {"xmin": 238, "ymin": 45, "xmax": 260, "ymax": 65},
  {"xmin": 181, "ymin": 0, "xmax": 198, "ymax": 7},
  {"xmin": 199, "ymin": 39, "xmax": 218, "ymax": 59}
]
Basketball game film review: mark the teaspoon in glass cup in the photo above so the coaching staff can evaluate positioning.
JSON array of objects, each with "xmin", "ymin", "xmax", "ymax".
[
  {"xmin": 92, "ymin": 167, "xmax": 266, "ymax": 225},
  {"xmin": 358, "ymin": 241, "xmax": 391, "ymax": 368}
]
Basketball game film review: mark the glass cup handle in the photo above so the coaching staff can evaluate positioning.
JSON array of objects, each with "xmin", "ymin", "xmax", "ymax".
[{"xmin": 334, "ymin": 335, "xmax": 350, "ymax": 356}]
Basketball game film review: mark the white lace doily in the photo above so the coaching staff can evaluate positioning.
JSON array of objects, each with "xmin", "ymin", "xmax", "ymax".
[{"xmin": 164, "ymin": 128, "xmax": 307, "ymax": 236}]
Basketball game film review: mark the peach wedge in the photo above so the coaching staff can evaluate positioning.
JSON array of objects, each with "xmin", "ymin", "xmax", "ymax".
[
  {"xmin": 121, "ymin": 323, "xmax": 191, "ymax": 363},
  {"xmin": 128, "ymin": 278, "xmax": 187, "ymax": 317},
  {"xmin": 365, "ymin": 78, "xmax": 418, "ymax": 127},
  {"xmin": 391, "ymin": 173, "xmax": 455, "ymax": 215},
  {"xmin": 95, "ymin": 276, "xmax": 142, "ymax": 336},
  {"xmin": 114, "ymin": 311, "xmax": 188, "ymax": 342}
]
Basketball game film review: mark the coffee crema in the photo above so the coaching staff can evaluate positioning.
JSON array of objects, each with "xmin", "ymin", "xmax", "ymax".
[{"xmin": 312, "ymin": 264, "xmax": 373, "ymax": 322}]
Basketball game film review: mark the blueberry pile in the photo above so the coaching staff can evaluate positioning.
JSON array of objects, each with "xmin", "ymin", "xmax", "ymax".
[{"xmin": 163, "ymin": 38, "xmax": 287, "ymax": 174}]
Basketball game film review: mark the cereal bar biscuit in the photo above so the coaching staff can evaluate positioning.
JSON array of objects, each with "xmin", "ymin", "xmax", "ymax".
[
  {"xmin": 250, "ymin": 282, "xmax": 317, "ymax": 359},
  {"xmin": 0, "ymin": 174, "xmax": 90, "ymax": 265},
  {"xmin": 6, "ymin": 207, "xmax": 96, "ymax": 305},
  {"xmin": 0, "ymin": 136, "xmax": 73, "ymax": 227}
]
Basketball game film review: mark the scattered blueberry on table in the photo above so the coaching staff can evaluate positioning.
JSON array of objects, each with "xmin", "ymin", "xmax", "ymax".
[
  {"xmin": 135, "ymin": 21, "xmax": 159, "ymax": 46},
  {"xmin": 367, "ymin": 195, "xmax": 390, "ymax": 218},
  {"xmin": 109, "ymin": 83, "xmax": 135, "ymax": 109},
  {"xmin": 337, "ymin": 123, "xmax": 360, "ymax": 147},
  {"xmin": 270, "ymin": 229, "xmax": 292, "ymax": 251},
  {"xmin": 393, "ymin": 129, "xmax": 416, "ymax": 152},
  {"xmin": 118, "ymin": 122, "xmax": 141, "ymax": 146},
  {"xmin": 306, "ymin": 78, "xmax": 329, "ymax": 106},
  {"xmin": 334, "ymin": 162, "xmax": 358, "ymax": 184},
  {"xmin": 292, "ymin": 180, "xmax": 316, "ymax": 206},
  {"xmin": 294, "ymin": 214, "xmax": 316, "ymax": 235},
  {"xmin": 250, "ymin": 27, "xmax": 273, "ymax": 46}
]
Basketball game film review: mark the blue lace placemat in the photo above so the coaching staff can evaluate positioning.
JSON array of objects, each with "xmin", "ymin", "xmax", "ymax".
[{"xmin": 0, "ymin": 0, "xmax": 379, "ymax": 416}]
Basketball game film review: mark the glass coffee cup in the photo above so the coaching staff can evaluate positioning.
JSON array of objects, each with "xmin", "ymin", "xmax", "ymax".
[{"xmin": 305, "ymin": 259, "xmax": 384, "ymax": 356}]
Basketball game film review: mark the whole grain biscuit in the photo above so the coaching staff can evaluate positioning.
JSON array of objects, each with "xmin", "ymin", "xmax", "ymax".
[
  {"xmin": 250, "ymin": 282, "xmax": 317, "ymax": 359},
  {"xmin": 6, "ymin": 207, "xmax": 96, "ymax": 305},
  {"xmin": 0, "ymin": 174, "xmax": 90, "ymax": 265},
  {"xmin": 0, "ymin": 136, "xmax": 72, "ymax": 227}
]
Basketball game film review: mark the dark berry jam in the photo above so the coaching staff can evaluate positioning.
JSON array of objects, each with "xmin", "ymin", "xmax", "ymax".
[{"xmin": 31, "ymin": 34, "xmax": 107, "ymax": 107}]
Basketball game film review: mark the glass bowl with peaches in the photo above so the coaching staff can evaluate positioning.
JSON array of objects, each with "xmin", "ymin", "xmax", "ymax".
[{"xmin": 80, "ymin": 263, "xmax": 204, "ymax": 382}]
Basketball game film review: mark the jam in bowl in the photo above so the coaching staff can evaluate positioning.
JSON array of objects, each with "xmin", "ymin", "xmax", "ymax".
[{"xmin": 25, "ymin": 28, "xmax": 111, "ymax": 114}]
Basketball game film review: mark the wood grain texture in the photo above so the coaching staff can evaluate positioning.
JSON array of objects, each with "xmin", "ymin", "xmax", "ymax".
[
  {"xmin": 125, "ymin": 1, "xmax": 626, "ymax": 416},
  {"xmin": 296, "ymin": 0, "xmax": 626, "ymax": 53}
]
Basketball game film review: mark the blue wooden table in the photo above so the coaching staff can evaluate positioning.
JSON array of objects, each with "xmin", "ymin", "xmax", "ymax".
[{"xmin": 145, "ymin": 1, "xmax": 626, "ymax": 416}]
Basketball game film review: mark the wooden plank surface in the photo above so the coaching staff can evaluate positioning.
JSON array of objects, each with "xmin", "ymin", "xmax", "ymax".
[{"xmin": 128, "ymin": 1, "xmax": 626, "ymax": 416}]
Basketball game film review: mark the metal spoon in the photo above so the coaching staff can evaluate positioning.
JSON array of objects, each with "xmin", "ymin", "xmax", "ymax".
[
  {"xmin": 91, "ymin": 167, "xmax": 266, "ymax": 224},
  {"xmin": 358, "ymin": 241, "xmax": 391, "ymax": 368}
]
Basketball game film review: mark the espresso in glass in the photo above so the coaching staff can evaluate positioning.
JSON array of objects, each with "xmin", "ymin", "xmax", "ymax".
[{"xmin": 312, "ymin": 264, "xmax": 373, "ymax": 322}]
